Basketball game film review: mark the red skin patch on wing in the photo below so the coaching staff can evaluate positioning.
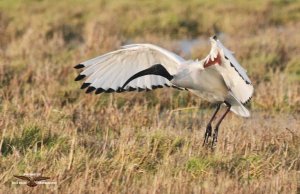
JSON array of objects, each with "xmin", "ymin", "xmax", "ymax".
[{"xmin": 204, "ymin": 53, "xmax": 222, "ymax": 68}]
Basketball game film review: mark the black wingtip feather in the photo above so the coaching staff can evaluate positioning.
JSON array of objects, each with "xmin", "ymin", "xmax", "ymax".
[
  {"xmin": 128, "ymin": 87, "xmax": 137, "ymax": 92},
  {"xmin": 105, "ymin": 88, "xmax": 115, "ymax": 93},
  {"xmin": 75, "ymin": 74, "xmax": 86, "ymax": 81},
  {"xmin": 86, "ymin": 86, "xmax": 96, "ymax": 93},
  {"xmin": 95, "ymin": 88, "xmax": 105, "ymax": 94},
  {"xmin": 74, "ymin": 64, "xmax": 85, "ymax": 69},
  {"xmin": 116, "ymin": 87, "xmax": 126, "ymax": 93},
  {"xmin": 152, "ymin": 85, "xmax": 163, "ymax": 90},
  {"xmin": 81, "ymin": 83, "xmax": 91, "ymax": 89},
  {"xmin": 242, "ymin": 96, "xmax": 252, "ymax": 105},
  {"xmin": 137, "ymin": 87, "xmax": 145, "ymax": 92}
]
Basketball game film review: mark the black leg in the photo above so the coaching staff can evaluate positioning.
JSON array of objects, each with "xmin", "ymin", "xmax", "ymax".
[
  {"xmin": 203, "ymin": 104, "xmax": 221, "ymax": 146},
  {"xmin": 211, "ymin": 104, "xmax": 231, "ymax": 147}
]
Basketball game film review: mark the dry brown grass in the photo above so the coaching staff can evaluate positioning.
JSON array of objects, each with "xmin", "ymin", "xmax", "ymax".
[{"xmin": 0, "ymin": 0, "xmax": 299, "ymax": 193}]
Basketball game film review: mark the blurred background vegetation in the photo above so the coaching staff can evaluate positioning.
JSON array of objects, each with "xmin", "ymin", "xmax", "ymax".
[{"xmin": 0, "ymin": 0, "xmax": 299, "ymax": 193}]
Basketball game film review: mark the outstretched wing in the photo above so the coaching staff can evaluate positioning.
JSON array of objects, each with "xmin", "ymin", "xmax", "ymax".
[
  {"xmin": 205, "ymin": 37, "xmax": 254, "ymax": 104},
  {"xmin": 14, "ymin": 175, "xmax": 31, "ymax": 181},
  {"xmin": 217, "ymin": 40, "xmax": 252, "ymax": 84},
  {"xmin": 33, "ymin": 176, "xmax": 50, "ymax": 181},
  {"xmin": 74, "ymin": 44, "xmax": 185, "ymax": 94}
]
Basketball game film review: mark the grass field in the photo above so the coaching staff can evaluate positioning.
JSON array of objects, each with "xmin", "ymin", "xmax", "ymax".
[{"xmin": 0, "ymin": 0, "xmax": 299, "ymax": 193}]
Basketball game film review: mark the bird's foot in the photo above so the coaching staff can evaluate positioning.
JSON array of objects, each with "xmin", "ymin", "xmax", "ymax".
[
  {"xmin": 211, "ymin": 127, "xmax": 219, "ymax": 148},
  {"xmin": 202, "ymin": 124, "xmax": 212, "ymax": 146}
]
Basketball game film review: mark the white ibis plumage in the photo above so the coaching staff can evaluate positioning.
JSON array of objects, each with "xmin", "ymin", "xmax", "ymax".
[{"xmin": 74, "ymin": 36, "xmax": 254, "ymax": 146}]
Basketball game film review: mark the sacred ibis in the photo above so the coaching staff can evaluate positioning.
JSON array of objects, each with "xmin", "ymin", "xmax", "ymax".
[{"xmin": 74, "ymin": 36, "xmax": 254, "ymax": 146}]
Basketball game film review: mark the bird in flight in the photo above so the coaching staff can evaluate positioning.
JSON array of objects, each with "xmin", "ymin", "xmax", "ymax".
[
  {"xmin": 74, "ymin": 36, "xmax": 254, "ymax": 147},
  {"xmin": 13, "ymin": 175, "xmax": 50, "ymax": 187}
]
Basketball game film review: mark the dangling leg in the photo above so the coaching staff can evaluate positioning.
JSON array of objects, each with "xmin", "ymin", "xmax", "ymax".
[
  {"xmin": 211, "ymin": 103, "xmax": 231, "ymax": 147},
  {"xmin": 203, "ymin": 103, "xmax": 221, "ymax": 146}
]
